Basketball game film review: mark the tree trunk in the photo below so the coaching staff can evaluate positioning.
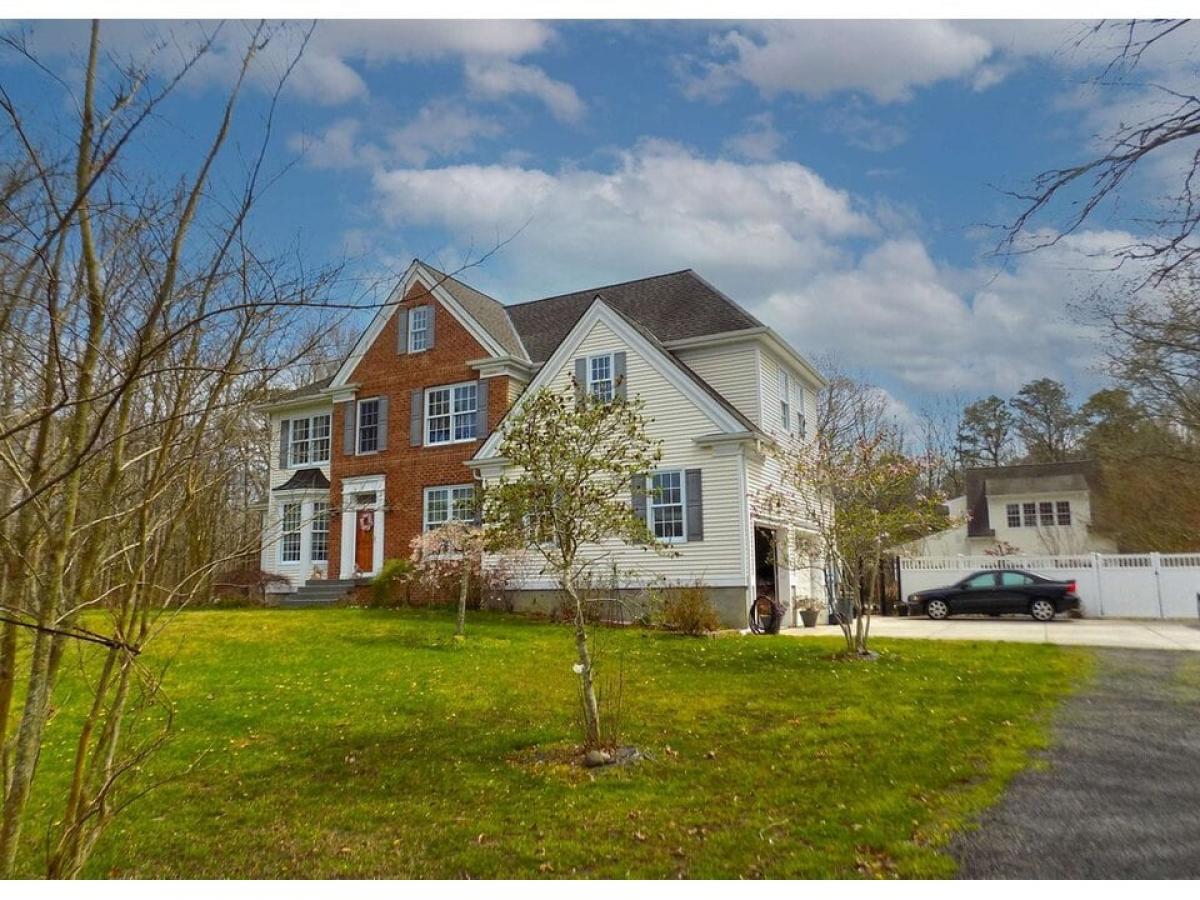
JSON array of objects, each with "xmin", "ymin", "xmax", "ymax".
[
  {"xmin": 566, "ymin": 581, "xmax": 602, "ymax": 749},
  {"xmin": 455, "ymin": 567, "xmax": 468, "ymax": 638}
]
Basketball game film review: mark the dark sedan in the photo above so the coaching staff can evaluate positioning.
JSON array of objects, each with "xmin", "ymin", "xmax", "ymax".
[{"xmin": 904, "ymin": 569, "xmax": 1081, "ymax": 621}]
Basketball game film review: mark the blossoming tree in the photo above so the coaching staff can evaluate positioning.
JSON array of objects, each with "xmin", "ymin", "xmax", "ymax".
[{"xmin": 484, "ymin": 386, "xmax": 660, "ymax": 750}]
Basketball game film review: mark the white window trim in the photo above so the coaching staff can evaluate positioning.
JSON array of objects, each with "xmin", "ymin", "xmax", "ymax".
[
  {"xmin": 422, "ymin": 484, "xmax": 477, "ymax": 531},
  {"xmin": 310, "ymin": 501, "xmax": 330, "ymax": 563},
  {"xmin": 408, "ymin": 305, "xmax": 431, "ymax": 353},
  {"xmin": 285, "ymin": 413, "xmax": 331, "ymax": 469},
  {"xmin": 778, "ymin": 368, "xmax": 792, "ymax": 433},
  {"xmin": 356, "ymin": 397, "xmax": 381, "ymax": 455},
  {"xmin": 649, "ymin": 468, "xmax": 687, "ymax": 545},
  {"xmin": 587, "ymin": 352, "xmax": 614, "ymax": 402},
  {"xmin": 279, "ymin": 501, "xmax": 303, "ymax": 564},
  {"xmin": 424, "ymin": 380, "xmax": 479, "ymax": 447},
  {"xmin": 1007, "ymin": 498, "xmax": 1074, "ymax": 528}
]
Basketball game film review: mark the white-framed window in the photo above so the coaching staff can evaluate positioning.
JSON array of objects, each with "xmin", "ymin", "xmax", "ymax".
[
  {"xmin": 425, "ymin": 382, "xmax": 477, "ymax": 445},
  {"xmin": 409, "ymin": 305, "xmax": 431, "ymax": 352},
  {"xmin": 1022, "ymin": 502, "xmax": 1037, "ymax": 527},
  {"xmin": 357, "ymin": 397, "xmax": 380, "ymax": 453},
  {"xmin": 423, "ymin": 484, "xmax": 477, "ymax": 531},
  {"xmin": 311, "ymin": 502, "xmax": 329, "ymax": 562},
  {"xmin": 1056, "ymin": 501, "xmax": 1072, "ymax": 526},
  {"xmin": 588, "ymin": 353, "xmax": 614, "ymax": 402},
  {"xmin": 796, "ymin": 386, "xmax": 807, "ymax": 438},
  {"xmin": 287, "ymin": 414, "xmax": 331, "ymax": 467},
  {"xmin": 1039, "ymin": 501, "xmax": 1055, "ymax": 527},
  {"xmin": 1006, "ymin": 503, "xmax": 1021, "ymax": 528},
  {"xmin": 778, "ymin": 368, "xmax": 791, "ymax": 432},
  {"xmin": 650, "ymin": 470, "xmax": 685, "ymax": 542},
  {"xmin": 280, "ymin": 502, "xmax": 302, "ymax": 563}
]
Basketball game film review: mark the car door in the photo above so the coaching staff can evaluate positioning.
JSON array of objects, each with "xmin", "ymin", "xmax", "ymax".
[
  {"xmin": 955, "ymin": 572, "xmax": 1000, "ymax": 613},
  {"xmin": 995, "ymin": 571, "xmax": 1035, "ymax": 614}
]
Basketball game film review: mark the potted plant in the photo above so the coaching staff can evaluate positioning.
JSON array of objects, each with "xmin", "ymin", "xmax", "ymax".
[{"xmin": 797, "ymin": 595, "xmax": 823, "ymax": 629}]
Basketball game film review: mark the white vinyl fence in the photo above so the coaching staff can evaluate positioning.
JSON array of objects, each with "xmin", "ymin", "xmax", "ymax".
[{"xmin": 898, "ymin": 554, "xmax": 1200, "ymax": 619}]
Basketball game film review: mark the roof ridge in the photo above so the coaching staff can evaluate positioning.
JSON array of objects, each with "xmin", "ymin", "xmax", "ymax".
[{"xmin": 506, "ymin": 268, "xmax": 695, "ymax": 309}]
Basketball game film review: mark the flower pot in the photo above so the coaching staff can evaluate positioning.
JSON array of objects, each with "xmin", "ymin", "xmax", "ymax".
[{"xmin": 800, "ymin": 609, "xmax": 820, "ymax": 629}]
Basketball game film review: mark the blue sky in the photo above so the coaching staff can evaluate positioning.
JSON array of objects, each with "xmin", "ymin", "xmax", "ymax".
[{"xmin": 7, "ymin": 19, "xmax": 1196, "ymax": 420}]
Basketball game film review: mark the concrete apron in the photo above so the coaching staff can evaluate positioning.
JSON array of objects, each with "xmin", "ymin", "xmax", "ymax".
[{"xmin": 782, "ymin": 617, "xmax": 1200, "ymax": 652}]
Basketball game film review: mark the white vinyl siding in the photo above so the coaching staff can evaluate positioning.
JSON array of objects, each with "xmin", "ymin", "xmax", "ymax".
[
  {"xmin": 675, "ymin": 341, "xmax": 761, "ymax": 426},
  {"xmin": 482, "ymin": 318, "xmax": 747, "ymax": 587},
  {"xmin": 263, "ymin": 402, "xmax": 334, "ymax": 579}
]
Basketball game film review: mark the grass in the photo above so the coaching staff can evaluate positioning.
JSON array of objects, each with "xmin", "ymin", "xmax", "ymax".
[{"xmin": 16, "ymin": 608, "xmax": 1091, "ymax": 878}]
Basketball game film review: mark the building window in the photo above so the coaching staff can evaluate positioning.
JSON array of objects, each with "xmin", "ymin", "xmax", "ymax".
[
  {"xmin": 424, "ymin": 485, "xmax": 476, "ymax": 530},
  {"xmin": 1022, "ymin": 502, "xmax": 1037, "ymax": 527},
  {"xmin": 588, "ymin": 354, "xmax": 614, "ymax": 402},
  {"xmin": 425, "ymin": 382, "xmax": 477, "ymax": 445},
  {"xmin": 1056, "ymin": 501, "xmax": 1072, "ymax": 526},
  {"xmin": 311, "ymin": 502, "xmax": 329, "ymax": 562},
  {"xmin": 778, "ymin": 369, "xmax": 791, "ymax": 431},
  {"xmin": 409, "ymin": 305, "xmax": 430, "ymax": 352},
  {"xmin": 280, "ymin": 502, "xmax": 301, "ymax": 563},
  {"xmin": 287, "ymin": 414, "xmax": 331, "ymax": 467},
  {"xmin": 796, "ymin": 386, "xmax": 807, "ymax": 438},
  {"xmin": 357, "ymin": 398, "xmax": 380, "ymax": 453},
  {"xmin": 650, "ymin": 470, "xmax": 685, "ymax": 542},
  {"xmin": 1039, "ymin": 501, "xmax": 1055, "ymax": 526},
  {"xmin": 1006, "ymin": 503, "xmax": 1021, "ymax": 528}
]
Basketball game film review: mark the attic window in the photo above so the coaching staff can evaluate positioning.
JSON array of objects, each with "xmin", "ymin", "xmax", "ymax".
[
  {"xmin": 409, "ymin": 306, "xmax": 431, "ymax": 352},
  {"xmin": 588, "ymin": 354, "xmax": 614, "ymax": 402}
]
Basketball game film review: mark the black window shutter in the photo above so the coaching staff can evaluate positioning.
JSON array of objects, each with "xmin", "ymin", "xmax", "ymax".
[
  {"xmin": 426, "ymin": 305, "xmax": 435, "ymax": 349},
  {"xmin": 631, "ymin": 474, "xmax": 648, "ymax": 526},
  {"xmin": 409, "ymin": 389, "xmax": 423, "ymax": 447},
  {"xmin": 613, "ymin": 351, "xmax": 627, "ymax": 400},
  {"xmin": 396, "ymin": 308, "xmax": 408, "ymax": 354},
  {"xmin": 475, "ymin": 378, "xmax": 489, "ymax": 436},
  {"xmin": 377, "ymin": 395, "xmax": 389, "ymax": 452},
  {"xmin": 279, "ymin": 419, "xmax": 290, "ymax": 468},
  {"xmin": 685, "ymin": 468, "xmax": 704, "ymax": 542},
  {"xmin": 574, "ymin": 357, "xmax": 586, "ymax": 403},
  {"xmin": 342, "ymin": 402, "xmax": 355, "ymax": 456}
]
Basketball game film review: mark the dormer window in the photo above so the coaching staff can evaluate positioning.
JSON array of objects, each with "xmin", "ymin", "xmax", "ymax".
[{"xmin": 408, "ymin": 305, "xmax": 431, "ymax": 352}]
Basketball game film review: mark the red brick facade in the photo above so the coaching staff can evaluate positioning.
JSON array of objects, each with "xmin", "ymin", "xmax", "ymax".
[{"xmin": 327, "ymin": 279, "xmax": 512, "ymax": 576}]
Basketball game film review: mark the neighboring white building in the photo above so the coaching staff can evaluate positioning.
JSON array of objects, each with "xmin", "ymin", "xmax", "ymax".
[{"xmin": 898, "ymin": 461, "xmax": 1118, "ymax": 558}]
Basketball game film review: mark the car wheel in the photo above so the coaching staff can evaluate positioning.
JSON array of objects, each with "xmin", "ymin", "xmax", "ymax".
[
  {"xmin": 1030, "ymin": 599, "xmax": 1056, "ymax": 622},
  {"xmin": 926, "ymin": 599, "xmax": 949, "ymax": 620}
]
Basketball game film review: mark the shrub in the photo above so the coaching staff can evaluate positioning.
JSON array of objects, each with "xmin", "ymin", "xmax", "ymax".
[
  {"xmin": 658, "ymin": 583, "xmax": 721, "ymax": 635},
  {"xmin": 369, "ymin": 558, "xmax": 414, "ymax": 608},
  {"xmin": 210, "ymin": 565, "xmax": 288, "ymax": 606}
]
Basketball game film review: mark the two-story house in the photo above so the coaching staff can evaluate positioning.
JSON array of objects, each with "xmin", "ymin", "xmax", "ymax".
[
  {"xmin": 258, "ymin": 260, "xmax": 827, "ymax": 626},
  {"xmin": 897, "ymin": 460, "xmax": 1118, "ymax": 558}
]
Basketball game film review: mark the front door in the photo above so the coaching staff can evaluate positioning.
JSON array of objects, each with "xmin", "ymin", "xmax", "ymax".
[{"xmin": 355, "ymin": 507, "xmax": 374, "ymax": 574}]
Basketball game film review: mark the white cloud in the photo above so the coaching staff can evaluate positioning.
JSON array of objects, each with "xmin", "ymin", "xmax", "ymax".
[
  {"xmin": 723, "ymin": 112, "xmax": 784, "ymax": 161},
  {"xmin": 288, "ymin": 118, "xmax": 381, "ymax": 170},
  {"xmin": 824, "ymin": 102, "xmax": 908, "ymax": 152},
  {"xmin": 685, "ymin": 21, "xmax": 992, "ymax": 104},
  {"xmin": 465, "ymin": 60, "xmax": 585, "ymax": 123}
]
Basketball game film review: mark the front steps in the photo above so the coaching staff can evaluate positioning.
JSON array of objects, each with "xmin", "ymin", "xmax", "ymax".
[{"xmin": 276, "ymin": 578, "xmax": 361, "ymax": 608}]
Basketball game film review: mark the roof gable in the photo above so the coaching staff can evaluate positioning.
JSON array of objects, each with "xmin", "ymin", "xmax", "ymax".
[{"xmin": 473, "ymin": 297, "xmax": 754, "ymax": 462}]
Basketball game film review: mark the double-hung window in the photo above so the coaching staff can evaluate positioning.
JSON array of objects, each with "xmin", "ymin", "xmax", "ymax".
[
  {"xmin": 650, "ymin": 471, "xmax": 685, "ymax": 542},
  {"xmin": 588, "ymin": 354, "xmax": 614, "ymax": 402},
  {"xmin": 1056, "ymin": 501, "xmax": 1072, "ymax": 525},
  {"xmin": 425, "ymin": 383, "xmax": 477, "ymax": 445},
  {"xmin": 1006, "ymin": 503, "xmax": 1021, "ymax": 528},
  {"xmin": 287, "ymin": 414, "xmax": 331, "ymax": 467},
  {"xmin": 778, "ymin": 369, "xmax": 791, "ymax": 432},
  {"xmin": 280, "ymin": 502, "xmax": 302, "ymax": 563},
  {"xmin": 423, "ymin": 485, "xmax": 476, "ymax": 530},
  {"xmin": 409, "ymin": 306, "xmax": 431, "ymax": 352},
  {"xmin": 1039, "ymin": 501, "xmax": 1055, "ymax": 527},
  {"xmin": 357, "ymin": 398, "xmax": 380, "ymax": 453},
  {"xmin": 1022, "ymin": 502, "xmax": 1037, "ymax": 527},
  {"xmin": 311, "ymin": 502, "xmax": 329, "ymax": 562}
]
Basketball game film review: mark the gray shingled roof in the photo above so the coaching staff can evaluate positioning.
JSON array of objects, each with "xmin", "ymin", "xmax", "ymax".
[
  {"xmin": 420, "ymin": 262, "xmax": 527, "ymax": 359},
  {"xmin": 506, "ymin": 270, "xmax": 763, "ymax": 363},
  {"xmin": 270, "ymin": 375, "xmax": 332, "ymax": 404},
  {"xmin": 273, "ymin": 468, "xmax": 331, "ymax": 492}
]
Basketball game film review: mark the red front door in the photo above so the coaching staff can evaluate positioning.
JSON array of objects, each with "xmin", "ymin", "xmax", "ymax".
[{"xmin": 355, "ymin": 509, "xmax": 374, "ymax": 573}]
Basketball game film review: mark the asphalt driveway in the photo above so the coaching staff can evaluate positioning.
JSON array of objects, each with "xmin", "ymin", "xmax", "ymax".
[
  {"xmin": 953, "ymin": 648, "xmax": 1200, "ymax": 878},
  {"xmin": 784, "ymin": 617, "xmax": 1200, "ymax": 651}
]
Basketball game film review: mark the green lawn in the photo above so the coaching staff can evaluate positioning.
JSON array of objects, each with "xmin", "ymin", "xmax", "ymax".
[{"xmin": 18, "ymin": 608, "xmax": 1090, "ymax": 878}]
